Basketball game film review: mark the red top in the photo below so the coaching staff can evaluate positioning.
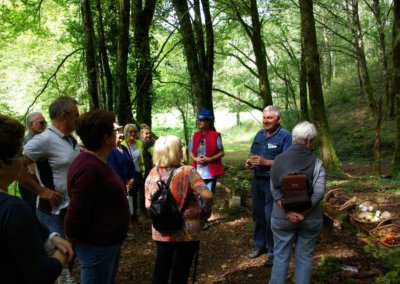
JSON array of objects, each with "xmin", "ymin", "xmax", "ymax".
[
  {"xmin": 191, "ymin": 130, "xmax": 224, "ymax": 177},
  {"xmin": 65, "ymin": 152, "xmax": 130, "ymax": 246}
]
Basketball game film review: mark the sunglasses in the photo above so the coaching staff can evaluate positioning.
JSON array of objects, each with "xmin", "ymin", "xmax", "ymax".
[{"xmin": 38, "ymin": 121, "xmax": 47, "ymax": 126}]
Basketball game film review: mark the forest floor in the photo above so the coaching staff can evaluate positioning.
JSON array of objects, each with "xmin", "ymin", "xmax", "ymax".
[{"xmin": 70, "ymin": 160, "xmax": 398, "ymax": 284}]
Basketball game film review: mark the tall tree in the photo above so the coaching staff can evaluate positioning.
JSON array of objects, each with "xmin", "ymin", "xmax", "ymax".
[
  {"xmin": 171, "ymin": 0, "xmax": 214, "ymax": 113},
  {"xmin": 391, "ymin": 0, "xmax": 400, "ymax": 176},
  {"xmin": 365, "ymin": 0, "xmax": 390, "ymax": 119},
  {"xmin": 299, "ymin": 42, "xmax": 309, "ymax": 121},
  {"xmin": 230, "ymin": 0, "xmax": 272, "ymax": 107},
  {"xmin": 116, "ymin": 0, "xmax": 132, "ymax": 124},
  {"xmin": 132, "ymin": 0, "xmax": 157, "ymax": 127},
  {"xmin": 81, "ymin": 0, "xmax": 100, "ymax": 109},
  {"xmin": 345, "ymin": 0, "xmax": 376, "ymax": 115},
  {"xmin": 95, "ymin": 0, "xmax": 114, "ymax": 111},
  {"xmin": 299, "ymin": 0, "xmax": 340, "ymax": 171}
]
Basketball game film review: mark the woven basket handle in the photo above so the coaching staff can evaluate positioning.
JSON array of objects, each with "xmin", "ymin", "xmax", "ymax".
[{"xmin": 377, "ymin": 217, "xmax": 400, "ymax": 227}]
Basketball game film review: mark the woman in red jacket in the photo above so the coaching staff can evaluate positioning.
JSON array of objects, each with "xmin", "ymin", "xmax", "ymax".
[
  {"xmin": 189, "ymin": 109, "xmax": 224, "ymax": 193},
  {"xmin": 189, "ymin": 109, "xmax": 224, "ymax": 228}
]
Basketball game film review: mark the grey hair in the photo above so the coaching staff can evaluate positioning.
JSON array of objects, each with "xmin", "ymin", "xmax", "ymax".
[
  {"xmin": 26, "ymin": 112, "xmax": 43, "ymax": 126},
  {"xmin": 292, "ymin": 121, "xmax": 317, "ymax": 144},
  {"xmin": 263, "ymin": 105, "xmax": 281, "ymax": 118},
  {"xmin": 123, "ymin": 123, "xmax": 138, "ymax": 137},
  {"xmin": 49, "ymin": 96, "xmax": 77, "ymax": 120}
]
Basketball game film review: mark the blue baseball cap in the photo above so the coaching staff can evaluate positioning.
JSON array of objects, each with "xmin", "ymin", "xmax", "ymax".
[{"xmin": 197, "ymin": 109, "xmax": 214, "ymax": 120}]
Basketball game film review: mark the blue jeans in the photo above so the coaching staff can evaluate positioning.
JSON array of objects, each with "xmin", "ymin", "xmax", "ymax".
[
  {"xmin": 269, "ymin": 216, "xmax": 323, "ymax": 284},
  {"xmin": 75, "ymin": 241, "xmax": 122, "ymax": 284},
  {"xmin": 251, "ymin": 177, "xmax": 274, "ymax": 255},
  {"xmin": 36, "ymin": 208, "xmax": 66, "ymax": 237}
]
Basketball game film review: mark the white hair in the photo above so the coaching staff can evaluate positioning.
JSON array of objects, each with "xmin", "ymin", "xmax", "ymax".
[
  {"xmin": 26, "ymin": 112, "xmax": 43, "ymax": 126},
  {"xmin": 292, "ymin": 121, "xmax": 317, "ymax": 144}
]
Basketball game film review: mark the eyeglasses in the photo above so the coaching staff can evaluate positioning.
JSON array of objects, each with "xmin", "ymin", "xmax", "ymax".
[
  {"xmin": 38, "ymin": 121, "xmax": 47, "ymax": 126},
  {"xmin": 128, "ymin": 130, "xmax": 137, "ymax": 134}
]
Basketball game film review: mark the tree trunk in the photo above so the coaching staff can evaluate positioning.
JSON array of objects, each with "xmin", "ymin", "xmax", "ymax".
[
  {"xmin": 171, "ymin": 0, "xmax": 214, "ymax": 113},
  {"xmin": 116, "ymin": 0, "xmax": 132, "ymax": 124},
  {"xmin": 371, "ymin": 0, "xmax": 390, "ymax": 120},
  {"xmin": 95, "ymin": 0, "xmax": 114, "ymax": 111},
  {"xmin": 346, "ymin": 0, "xmax": 376, "ymax": 115},
  {"xmin": 391, "ymin": 0, "xmax": 400, "ymax": 176},
  {"xmin": 249, "ymin": 0, "xmax": 272, "ymax": 107},
  {"xmin": 132, "ymin": 0, "xmax": 156, "ymax": 127},
  {"xmin": 233, "ymin": 0, "xmax": 272, "ymax": 107},
  {"xmin": 299, "ymin": 0, "xmax": 340, "ymax": 171},
  {"xmin": 299, "ymin": 42, "xmax": 309, "ymax": 121},
  {"xmin": 81, "ymin": 0, "xmax": 100, "ymax": 109}
]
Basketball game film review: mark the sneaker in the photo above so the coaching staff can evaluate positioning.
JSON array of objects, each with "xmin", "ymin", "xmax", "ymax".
[
  {"xmin": 264, "ymin": 255, "xmax": 274, "ymax": 267},
  {"xmin": 125, "ymin": 233, "xmax": 134, "ymax": 241}
]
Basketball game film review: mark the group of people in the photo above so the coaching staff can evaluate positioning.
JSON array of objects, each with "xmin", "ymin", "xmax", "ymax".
[
  {"xmin": 246, "ymin": 105, "xmax": 326, "ymax": 284},
  {"xmin": 0, "ymin": 95, "xmax": 325, "ymax": 284}
]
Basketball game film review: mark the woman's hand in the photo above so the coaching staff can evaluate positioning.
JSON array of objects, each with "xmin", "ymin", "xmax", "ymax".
[
  {"xmin": 286, "ymin": 212, "xmax": 304, "ymax": 224},
  {"xmin": 52, "ymin": 236, "xmax": 74, "ymax": 264},
  {"xmin": 195, "ymin": 156, "xmax": 206, "ymax": 165}
]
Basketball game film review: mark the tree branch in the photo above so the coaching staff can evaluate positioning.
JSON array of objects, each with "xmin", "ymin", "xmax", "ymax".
[
  {"xmin": 213, "ymin": 87, "xmax": 263, "ymax": 111},
  {"xmin": 23, "ymin": 48, "xmax": 83, "ymax": 120}
]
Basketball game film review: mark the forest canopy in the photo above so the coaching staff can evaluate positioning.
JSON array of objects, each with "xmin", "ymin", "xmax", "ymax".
[{"xmin": 0, "ymin": 0, "xmax": 399, "ymax": 174}]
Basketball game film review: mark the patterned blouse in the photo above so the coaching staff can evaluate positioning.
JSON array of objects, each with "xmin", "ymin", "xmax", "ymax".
[{"xmin": 145, "ymin": 165, "xmax": 208, "ymax": 242}]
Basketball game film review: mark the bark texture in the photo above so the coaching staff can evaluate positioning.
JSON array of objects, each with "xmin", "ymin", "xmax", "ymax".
[{"xmin": 299, "ymin": 0, "xmax": 340, "ymax": 171}]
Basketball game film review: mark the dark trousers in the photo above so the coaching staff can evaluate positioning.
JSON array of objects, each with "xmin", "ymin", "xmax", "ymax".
[
  {"xmin": 152, "ymin": 241, "xmax": 199, "ymax": 284},
  {"xmin": 252, "ymin": 177, "xmax": 274, "ymax": 255},
  {"xmin": 131, "ymin": 174, "xmax": 146, "ymax": 220}
]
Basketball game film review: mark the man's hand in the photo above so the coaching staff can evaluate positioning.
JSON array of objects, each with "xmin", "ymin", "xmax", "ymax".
[
  {"xmin": 245, "ymin": 158, "xmax": 255, "ymax": 169},
  {"xmin": 39, "ymin": 188, "xmax": 63, "ymax": 208},
  {"xmin": 249, "ymin": 155, "xmax": 273, "ymax": 167},
  {"xmin": 52, "ymin": 236, "xmax": 74, "ymax": 264}
]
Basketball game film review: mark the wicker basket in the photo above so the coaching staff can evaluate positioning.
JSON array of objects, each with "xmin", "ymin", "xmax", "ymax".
[
  {"xmin": 349, "ymin": 201, "xmax": 381, "ymax": 233},
  {"xmin": 369, "ymin": 219, "xmax": 400, "ymax": 248},
  {"xmin": 323, "ymin": 189, "xmax": 354, "ymax": 218}
]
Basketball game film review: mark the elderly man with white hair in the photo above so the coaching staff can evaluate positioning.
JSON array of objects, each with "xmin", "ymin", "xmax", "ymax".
[{"xmin": 269, "ymin": 121, "xmax": 326, "ymax": 284}]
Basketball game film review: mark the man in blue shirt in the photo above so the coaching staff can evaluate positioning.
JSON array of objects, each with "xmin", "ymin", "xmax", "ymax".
[{"xmin": 246, "ymin": 105, "xmax": 292, "ymax": 267}]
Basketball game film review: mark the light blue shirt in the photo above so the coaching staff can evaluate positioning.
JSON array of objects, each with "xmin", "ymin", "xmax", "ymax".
[
  {"xmin": 188, "ymin": 136, "xmax": 223, "ymax": 179},
  {"xmin": 23, "ymin": 125, "xmax": 80, "ymax": 214}
]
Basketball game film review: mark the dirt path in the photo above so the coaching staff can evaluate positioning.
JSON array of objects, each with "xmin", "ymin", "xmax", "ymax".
[{"xmin": 70, "ymin": 162, "xmax": 395, "ymax": 283}]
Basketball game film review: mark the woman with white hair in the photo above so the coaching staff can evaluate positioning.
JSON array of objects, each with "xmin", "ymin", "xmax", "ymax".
[
  {"xmin": 145, "ymin": 135, "xmax": 213, "ymax": 284},
  {"xmin": 269, "ymin": 121, "xmax": 326, "ymax": 284}
]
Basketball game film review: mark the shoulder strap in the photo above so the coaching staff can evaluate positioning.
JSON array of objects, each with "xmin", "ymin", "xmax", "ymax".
[
  {"xmin": 157, "ymin": 166, "xmax": 191, "ymax": 213},
  {"xmin": 157, "ymin": 167, "xmax": 177, "ymax": 185}
]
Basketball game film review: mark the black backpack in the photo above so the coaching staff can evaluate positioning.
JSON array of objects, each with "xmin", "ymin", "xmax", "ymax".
[{"xmin": 150, "ymin": 168, "xmax": 186, "ymax": 231}]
